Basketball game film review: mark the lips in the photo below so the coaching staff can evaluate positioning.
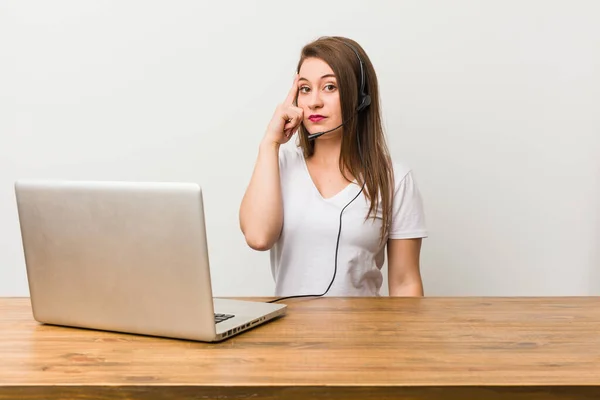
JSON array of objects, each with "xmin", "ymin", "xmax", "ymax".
[{"xmin": 308, "ymin": 115, "xmax": 326, "ymax": 122}]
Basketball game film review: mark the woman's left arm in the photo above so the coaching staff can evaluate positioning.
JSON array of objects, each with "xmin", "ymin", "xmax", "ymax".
[{"xmin": 387, "ymin": 238, "xmax": 424, "ymax": 296}]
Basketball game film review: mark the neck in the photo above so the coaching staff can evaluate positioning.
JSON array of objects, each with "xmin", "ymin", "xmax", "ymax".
[{"xmin": 311, "ymin": 132, "xmax": 343, "ymax": 166}]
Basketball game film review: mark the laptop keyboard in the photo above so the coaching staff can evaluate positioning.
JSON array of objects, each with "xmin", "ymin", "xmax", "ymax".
[{"xmin": 214, "ymin": 313, "xmax": 235, "ymax": 324}]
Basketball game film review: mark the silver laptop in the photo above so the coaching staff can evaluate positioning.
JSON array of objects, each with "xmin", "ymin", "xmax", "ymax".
[{"xmin": 14, "ymin": 180, "xmax": 286, "ymax": 342}]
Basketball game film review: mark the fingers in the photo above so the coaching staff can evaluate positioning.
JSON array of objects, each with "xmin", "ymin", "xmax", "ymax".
[
  {"xmin": 282, "ymin": 106, "xmax": 303, "ymax": 132},
  {"xmin": 283, "ymin": 121, "xmax": 300, "ymax": 138},
  {"xmin": 283, "ymin": 128, "xmax": 297, "ymax": 140},
  {"xmin": 283, "ymin": 74, "xmax": 300, "ymax": 106},
  {"xmin": 266, "ymin": 74, "xmax": 302, "ymax": 143}
]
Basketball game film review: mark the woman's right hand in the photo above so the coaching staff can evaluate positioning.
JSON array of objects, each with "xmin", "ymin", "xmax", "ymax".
[{"xmin": 263, "ymin": 74, "xmax": 304, "ymax": 145}]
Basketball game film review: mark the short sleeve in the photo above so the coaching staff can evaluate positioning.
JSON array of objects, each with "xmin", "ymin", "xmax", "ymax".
[
  {"xmin": 388, "ymin": 167, "xmax": 428, "ymax": 240},
  {"xmin": 278, "ymin": 143, "xmax": 301, "ymax": 174}
]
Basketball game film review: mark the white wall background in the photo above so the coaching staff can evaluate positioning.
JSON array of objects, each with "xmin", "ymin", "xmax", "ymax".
[{"xmin": 1, "ymin": 1, "xmax": 599, "ymax": 297}]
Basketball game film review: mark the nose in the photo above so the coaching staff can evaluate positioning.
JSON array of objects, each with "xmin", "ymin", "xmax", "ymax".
[{"xmin": 307, "ymin": 90, "xmax": 324, "ymax": 110}]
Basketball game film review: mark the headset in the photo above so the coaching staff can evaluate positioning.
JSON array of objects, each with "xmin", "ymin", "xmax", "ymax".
[{"xmin": 269, "ymin": 39, "xmax": 371, "ymax": 303}]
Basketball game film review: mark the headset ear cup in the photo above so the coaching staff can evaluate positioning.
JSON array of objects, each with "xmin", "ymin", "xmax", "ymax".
[
  {"xmin": 357, "ymin": 94, "xmax": 371, "ymax": 112},
  {"xmin": 363, "ymin": 94, "xmax": 371, "ymax": 109}
]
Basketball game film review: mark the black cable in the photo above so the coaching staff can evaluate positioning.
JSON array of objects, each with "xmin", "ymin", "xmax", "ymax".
[{"xmin": 268, "ymin": 127, "xmax": 366, "ymax": 304}]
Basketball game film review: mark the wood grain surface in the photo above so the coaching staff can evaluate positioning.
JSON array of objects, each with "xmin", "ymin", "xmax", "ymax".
[{"xmin": 2, "ymin": 296, "xmax": 600, "ymax": 399}]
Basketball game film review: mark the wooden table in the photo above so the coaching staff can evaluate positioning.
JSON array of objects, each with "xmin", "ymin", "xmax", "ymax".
[{"xmin": 1, "ymin": 297, "xmax": 600, "ymax": 399}]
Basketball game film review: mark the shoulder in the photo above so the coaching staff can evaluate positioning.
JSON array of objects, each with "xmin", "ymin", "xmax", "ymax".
[
  {"xmin": 387, "ymin": 157, "xmax": 428, "ymax": 239},
  {"xmin": 388, "ymin": 158, "xmax": 425, "ymax": 209},
  {"xmin": 390, "ymin": 159, "xmax": 414, "ymax": 191},
  {"xmin": 278, "ymin": 143, "xmax": 304, "ymax": 170}
]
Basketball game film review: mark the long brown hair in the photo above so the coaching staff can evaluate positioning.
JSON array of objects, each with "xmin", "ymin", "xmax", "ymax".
[{"xmin": 296, "ymin": 36, "xmax": 394, "ymax": 242}]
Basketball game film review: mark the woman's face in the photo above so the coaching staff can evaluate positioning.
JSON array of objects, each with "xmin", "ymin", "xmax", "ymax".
[{"xmin": 297, "ymin": 57, "xmax": 343, "ymax": 138}]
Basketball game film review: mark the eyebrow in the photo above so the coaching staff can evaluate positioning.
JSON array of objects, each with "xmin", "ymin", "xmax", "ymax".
[{"xmin": 298, "ymin": 74, "xmax": 337, "ymax": 82}]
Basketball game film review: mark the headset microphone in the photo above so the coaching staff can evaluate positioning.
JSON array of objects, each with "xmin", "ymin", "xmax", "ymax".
[{"xmin": 307, "ymin": 117, "xmax": 351, "ymax": 140}]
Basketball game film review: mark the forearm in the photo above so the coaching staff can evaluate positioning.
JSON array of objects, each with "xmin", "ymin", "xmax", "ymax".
[
  {"xmin": 389, "ymin": 278, "xmax": 424, "ymax": 297},
  {"xmin": 387, "ymin": 238, "xmax": 424, "ymax": 297},
  {"xmin": 239, "ymin": 140, "xmax": 283, "ymax": 251}
]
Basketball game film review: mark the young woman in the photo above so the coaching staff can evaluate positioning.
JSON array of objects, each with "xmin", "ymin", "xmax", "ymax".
[{"xmin": 239, "ymin": 36, "xmax": 427, "ymax": 299}]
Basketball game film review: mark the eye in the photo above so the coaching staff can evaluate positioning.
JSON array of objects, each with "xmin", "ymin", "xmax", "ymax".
[
  {"xmin": 324, "ymin": 84, "xmax": 337, "ymax": 92},
  {"xmin": 299, "ymin": 86, "xmax": 310, "ymax": 94}
]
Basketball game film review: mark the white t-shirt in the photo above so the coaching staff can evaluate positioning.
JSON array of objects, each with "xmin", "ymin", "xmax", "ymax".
[{"xmin": 270, "ymin": 144, "xmax": 428, "ymax": 297}]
